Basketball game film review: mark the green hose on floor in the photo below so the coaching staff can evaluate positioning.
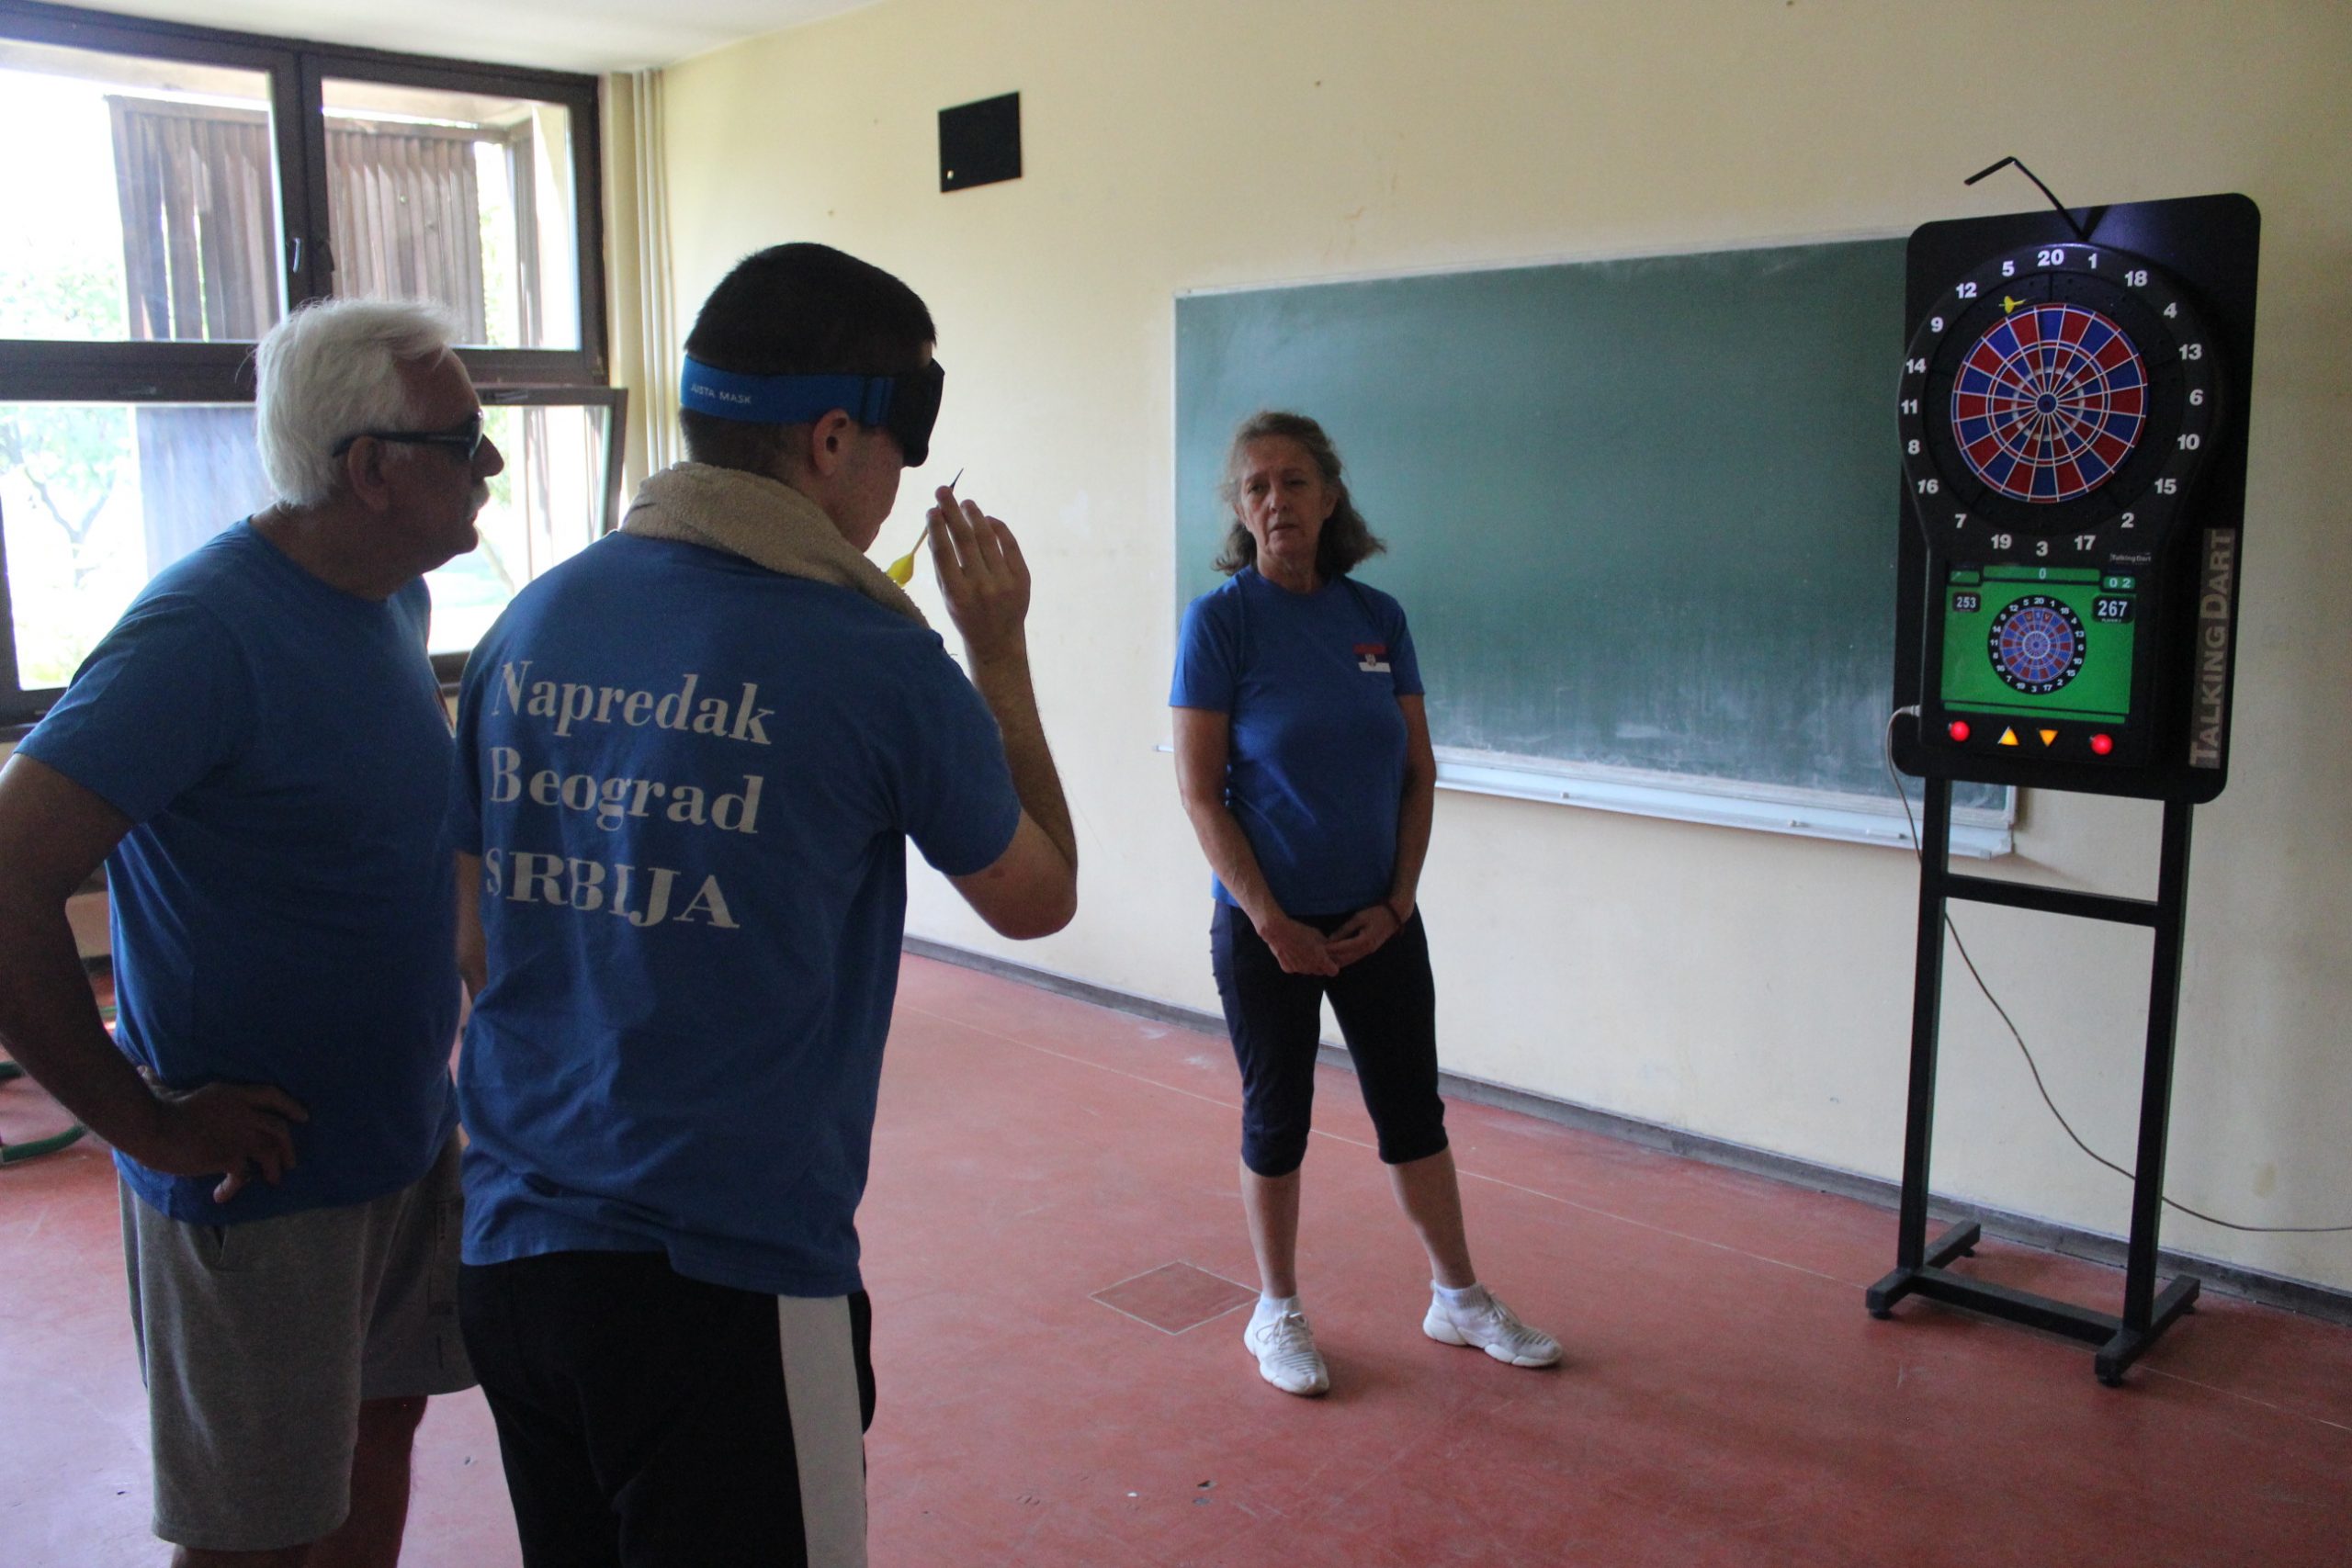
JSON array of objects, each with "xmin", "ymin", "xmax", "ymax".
[{"xmin": 0, "ymin": 1059, "xmax": 91, "ymax": 1166}]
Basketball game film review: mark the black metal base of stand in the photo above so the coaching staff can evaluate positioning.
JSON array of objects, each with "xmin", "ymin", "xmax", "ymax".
[
  {"xmin": 1871, "ymin": 777, "xmax": 2203, "ymax": 1386},
  {"xmin": 1866, "ymin": 1221, "xmax": 2200, "ymax": 1384}
]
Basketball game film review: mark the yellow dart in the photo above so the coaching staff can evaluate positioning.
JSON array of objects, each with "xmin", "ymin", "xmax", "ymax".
[{"xmin": 886, "ymin": 468, "xmax": 962, "ymax": 585}]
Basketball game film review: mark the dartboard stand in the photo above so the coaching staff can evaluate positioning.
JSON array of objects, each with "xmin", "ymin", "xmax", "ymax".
[
  {"xmin": 1871, "ymin": 189, "xmax": 2260, "ymax": 1385},
  {"xmin": 1866, "ymin": 778, "xmax": 2201, "ymax": 1386}
]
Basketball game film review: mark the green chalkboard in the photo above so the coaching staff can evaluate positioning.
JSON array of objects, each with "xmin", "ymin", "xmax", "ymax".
[{"xmin": 1174, "ymin": 240, "xmax": 2004, "ymax": 814}]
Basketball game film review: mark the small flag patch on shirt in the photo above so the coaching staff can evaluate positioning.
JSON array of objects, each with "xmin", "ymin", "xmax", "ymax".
[{"xmin": 1354, "ymin": 642, "xmax": 1390, "ymax": 673}]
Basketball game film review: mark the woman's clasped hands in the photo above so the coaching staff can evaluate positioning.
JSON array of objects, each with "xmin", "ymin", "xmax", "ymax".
[{"xmin": 1256, "ymin": 899, "xmax": 1408, "ymax": 976}]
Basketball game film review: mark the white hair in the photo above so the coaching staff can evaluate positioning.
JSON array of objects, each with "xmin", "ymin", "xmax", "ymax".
[{"xmin": 254, "ymin": 298, "xmax": 465, "ymax": 506}]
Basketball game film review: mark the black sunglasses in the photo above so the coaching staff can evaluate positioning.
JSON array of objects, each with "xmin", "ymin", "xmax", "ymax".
[{"xmin": 331, "ymin": 411, "xmax": 486, "ymax": 461}]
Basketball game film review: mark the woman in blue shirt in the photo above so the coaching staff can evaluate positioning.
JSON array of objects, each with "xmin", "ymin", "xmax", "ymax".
[{"xmin": 1171, "ymin": 411, "xmax": 1560, "ymax": 1396}]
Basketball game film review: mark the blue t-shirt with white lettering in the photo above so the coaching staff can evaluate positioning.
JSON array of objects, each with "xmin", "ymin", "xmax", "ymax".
[
  {"xmin": 1170, "ymin": 568, "xmax": 1424, "ymax": 916},
  {"xmin": 447, "ymin": 531, "xmax": 1023, "ymax": 1299},
  {"xmin": 17, "ymin": 523, "xmax": 459, "ymax": 1224}
]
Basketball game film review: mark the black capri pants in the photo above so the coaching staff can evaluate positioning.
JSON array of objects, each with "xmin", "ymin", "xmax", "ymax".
[{"xmin": 1210, "ymin": 901, "xmax": 1450, "ymax": 1178}]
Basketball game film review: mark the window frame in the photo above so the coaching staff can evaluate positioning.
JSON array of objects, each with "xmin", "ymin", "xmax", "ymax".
[
  {"xmin": 428, "ymin": 383, "xmax": 628, "ymax": 684},
  {"xmin": 0, "ymin": 0, "xmax": 611, "ymax": 730}
]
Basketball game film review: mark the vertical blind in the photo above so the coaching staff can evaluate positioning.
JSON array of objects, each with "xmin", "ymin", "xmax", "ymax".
[
  {"xmin": 106, "ymin": 98, "xmax": 500, "ymax": 564},
  {"xmin": 107, "ymin": 97, "xmax": 275, "ymax": 343},
  {"xmin": 325, "ymin": 120, "xmax": 489, "ymax": 343}
]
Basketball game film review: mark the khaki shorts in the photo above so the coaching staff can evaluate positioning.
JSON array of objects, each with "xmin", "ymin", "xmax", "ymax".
[{"xmin": 121, "ymin": 1137, "xmax": 473, "ymax": 1552}]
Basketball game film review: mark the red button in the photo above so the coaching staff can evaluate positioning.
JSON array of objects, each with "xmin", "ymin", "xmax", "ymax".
[
  {"xmin": 1948, "ymin": 720, "xmax": 1971, "ymax": 742},
  {"xmin": 2090, "ymin": 733, "xmax": 2114, "ymax": 756}
]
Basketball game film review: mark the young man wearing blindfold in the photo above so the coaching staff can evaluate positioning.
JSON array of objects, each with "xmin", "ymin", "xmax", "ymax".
[{"xmin": 445, "ymin": 243, "xmax": 1077, "ymax": 1567}]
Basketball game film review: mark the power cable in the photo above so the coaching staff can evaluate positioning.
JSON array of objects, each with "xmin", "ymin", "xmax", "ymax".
[{"xmin": 1882, "ymin": 708, "xmax": 2352, "ymax": 1235}]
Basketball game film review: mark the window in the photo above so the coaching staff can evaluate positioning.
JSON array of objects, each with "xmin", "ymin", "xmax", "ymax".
[
  {"xmin": 0, "ymin": 2, "xmax": 615, "ymax": 726},
  {"xmin": 437, "ymin": 390, "xmax": 626, "ymax": 659}
]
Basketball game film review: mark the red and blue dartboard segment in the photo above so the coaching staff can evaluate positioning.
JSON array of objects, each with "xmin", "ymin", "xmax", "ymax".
[
  {"xmin": 1988, "ymin": 594, "xmax": 2086, "ymax": 693},
  {"xmin": 1951, "ymin": 304, "xmax": 2146, "ymax": 503}
]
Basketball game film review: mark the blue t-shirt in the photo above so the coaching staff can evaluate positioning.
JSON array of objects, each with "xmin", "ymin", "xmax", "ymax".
[
  {"xmin": 1170, "ymin": 568, "xmax": 1424, "ymax": 916},
  {"xmin": 17, "ymin": 523, "xmax": 459, "ymax": 1224},
  {"xmin": 447, "ymin": 532, "xmax": 1023, "ymax": 1299}
]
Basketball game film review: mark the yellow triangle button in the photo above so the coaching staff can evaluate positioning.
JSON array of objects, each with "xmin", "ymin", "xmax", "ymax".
[
  {"xmin": 1997, "ymin": 728, "xmax": 2019, "ymax": 747},
  {"xmin": 2040, "ymin": 728, "xmax": 2059, "ymax": 746}
]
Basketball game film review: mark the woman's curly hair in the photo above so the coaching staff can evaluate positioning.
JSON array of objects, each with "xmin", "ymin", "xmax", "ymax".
[{"xmin": 1213, "ymin": 411, "xmax": 1386, "ymax": 579}]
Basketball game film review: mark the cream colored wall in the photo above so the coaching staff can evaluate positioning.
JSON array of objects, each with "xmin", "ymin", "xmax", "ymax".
[{"xmin": 659, "ymin": 0, "xmax": 2352, "ymax": 1292}]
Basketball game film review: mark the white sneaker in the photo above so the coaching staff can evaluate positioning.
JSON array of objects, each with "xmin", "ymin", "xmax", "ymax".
[
  {"xmin": 1244, "ymin": 1308, "xmax": 1330, "ymax": 1395},
  {"xmin": 1424, "ymin": 1289, "xmax": 1562, "ymax": 1368}
]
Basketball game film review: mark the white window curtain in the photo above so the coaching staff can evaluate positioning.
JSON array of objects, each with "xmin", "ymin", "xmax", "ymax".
[{"xmin": 605, "ymin": 66, "xmax": 677, "ymax": 491}]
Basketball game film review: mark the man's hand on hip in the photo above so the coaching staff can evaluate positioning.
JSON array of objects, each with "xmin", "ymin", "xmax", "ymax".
[{"xmin": 133, "ymin": 1073, "xmax": 310, "ymax": 1203}]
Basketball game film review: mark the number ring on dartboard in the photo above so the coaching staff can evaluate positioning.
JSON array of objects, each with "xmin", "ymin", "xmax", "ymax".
[
  {"xmin": 1895, "ymin": 240, "xmax": 2224, "ymax": 559},
  {"xmin": 1987, "ymin": 595, "xmax": 2086, "ymax": 694}
]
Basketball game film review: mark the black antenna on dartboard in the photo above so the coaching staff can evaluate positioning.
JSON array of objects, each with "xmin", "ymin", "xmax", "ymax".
[{"xmin": 1964, "ymin": 157, "xmax": 2091, "ymax": 243}]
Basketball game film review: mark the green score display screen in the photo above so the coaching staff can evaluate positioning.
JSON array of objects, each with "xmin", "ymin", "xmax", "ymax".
[{"xmin": 1939, "ymin": 565, "xmax": 2136, "ymax": 724}]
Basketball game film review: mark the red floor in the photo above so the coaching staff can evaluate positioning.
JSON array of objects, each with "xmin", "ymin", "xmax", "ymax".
[{"xmin": 5, "ymin": 954, "xmax": 2349, "ymax": 1565}]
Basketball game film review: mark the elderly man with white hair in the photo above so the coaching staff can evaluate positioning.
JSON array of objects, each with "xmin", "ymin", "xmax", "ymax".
[{"xmin": 0, "ymin": 298, "xmax": 501, "ymax": 1568}]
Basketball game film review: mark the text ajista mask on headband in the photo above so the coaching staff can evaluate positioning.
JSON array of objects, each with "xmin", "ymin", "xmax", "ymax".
[{"xmin": 679, "ymin": 356, "xmax": 944, "ymax": 467}]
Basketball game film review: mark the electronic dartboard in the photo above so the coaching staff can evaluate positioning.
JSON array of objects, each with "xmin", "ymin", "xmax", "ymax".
[{"xmin": 1891, "ymin": 194, "xmax": 2260, "ymax": 803}]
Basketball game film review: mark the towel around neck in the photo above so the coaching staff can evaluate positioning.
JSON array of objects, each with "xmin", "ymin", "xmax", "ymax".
[{"xmin": 617, "ymin": 462, "xmax": 929, "ymax": 628}]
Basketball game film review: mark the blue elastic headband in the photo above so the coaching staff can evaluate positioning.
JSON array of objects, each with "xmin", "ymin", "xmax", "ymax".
[{"xmin": 679, "ymin": 355, "xmax": 944, "ymax": 466}]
